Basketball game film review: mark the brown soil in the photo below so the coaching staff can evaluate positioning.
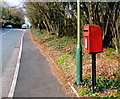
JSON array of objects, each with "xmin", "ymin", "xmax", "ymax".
[{"xmin": 29, "ymin": 30, "xmax": 120, "ymax": 98}]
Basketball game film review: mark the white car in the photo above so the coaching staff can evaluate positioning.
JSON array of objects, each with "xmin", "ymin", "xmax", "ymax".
[
  {"xmin": 22, "ymin": 24, "xmax": 27, "ymax": 29},
  {"xmin": 6, "ymin": 25, "xmax": 12, "ymax": 28}
]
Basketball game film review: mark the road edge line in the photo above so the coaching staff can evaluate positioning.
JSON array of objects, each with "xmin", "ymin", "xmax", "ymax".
[{"xmin": 8, "ymin": 30, "xmax": 26, "ymax": 97}]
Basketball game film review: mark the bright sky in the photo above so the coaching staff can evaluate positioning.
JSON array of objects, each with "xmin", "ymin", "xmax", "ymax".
[{"xmin": 3, "ymin": 0, "xmax": 23, "ymax": 6}]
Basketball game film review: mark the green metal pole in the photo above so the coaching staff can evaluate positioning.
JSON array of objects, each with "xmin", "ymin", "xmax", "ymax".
[{"xmin": 76, "ymin": 0, "xmax": 82, "ymax": 86}]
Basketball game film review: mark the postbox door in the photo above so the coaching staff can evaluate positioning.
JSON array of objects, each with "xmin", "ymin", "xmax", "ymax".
[{"xmin": 90, "ymin": 25, "xmax": 103, "ymax": 53}]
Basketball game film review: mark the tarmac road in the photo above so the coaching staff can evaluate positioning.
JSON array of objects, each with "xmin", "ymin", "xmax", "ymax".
[
  {"xmin": 2, "ymin": 28, "xmax": 23, "ymax": 74},
  {"xmin": 1, "ymin": 28, "xmax": 24, "ymax": 97}
]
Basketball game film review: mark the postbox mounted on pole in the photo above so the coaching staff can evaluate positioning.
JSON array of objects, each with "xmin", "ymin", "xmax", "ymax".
[
  {"xmin": 83, "ymin": 25, "xmax": 103, "ymax": 54},
  {"xmin": 83, "ymin": 24, "xmax": 103, "ymax": 93}
]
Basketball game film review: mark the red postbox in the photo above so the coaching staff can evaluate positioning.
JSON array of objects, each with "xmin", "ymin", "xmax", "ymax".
[{"xmin": 83, "ymin": 24, "xmax": 103, "ymax": 54}]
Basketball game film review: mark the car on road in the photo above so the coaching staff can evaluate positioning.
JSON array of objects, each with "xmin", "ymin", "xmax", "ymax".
[
  {"xmin": 6, "ymin": 25, "xmax": 12, "ymax": 28},
  {"xmin": 21, "ymin": 24, "xmax": 28, "ymax": 29}
]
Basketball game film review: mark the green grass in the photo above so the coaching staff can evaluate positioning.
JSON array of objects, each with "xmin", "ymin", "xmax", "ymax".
[
  {"xmin": 48, "ymin": 36, "xmax": 76, "ymax": 49},
  {"xmin": 54, "ymin": 44, "xmax": 64, "ymax": 49},
  {"xmin": 56, "ymin": 55, "xmax": 68, "ymax": 64},
  {"xmin": 40, "ymin": 38, "xmax": 51, "ymax": 43},
  {"xmin": 49, "ymin": 40, "xmax": 65, "ymax": 49},
  {"xmin": 62, "ymin": 66, "xmax": 74, "ymax": 69},
  {"xmin": 67, "ymin": 50, "xmax": 76, "ymax": 56},
  {"xmin": 56, "ymin": 54, "xmax": 74, "ymax": 65},
  {"xmin": 61, "ymin": 36, "xmax": 76, "ymax": 44},
  {"xmin": 77, "ymin": 76, "xmax": 120, "ymax": 97},
  {"xmin": 32, "ymin": 28, "xmax": 76, "ymax": 51}
]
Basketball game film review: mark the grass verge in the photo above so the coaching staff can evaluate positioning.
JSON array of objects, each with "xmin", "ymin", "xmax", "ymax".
[{"xmin": 31, "ymin": 28, "xmax": 120, "ymax": 98}]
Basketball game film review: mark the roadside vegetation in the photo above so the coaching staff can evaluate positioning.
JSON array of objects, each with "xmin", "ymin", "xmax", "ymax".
[
  {"xmin": 31, "ymin": 28, "xmax": 120, "ymax": 98},
  {"xmin": 25, "ymin": 2, "xmax": 119, "ymax": 55},
  {"xmin": 24, "ymin": 1, "xmax": 119, "ymax": 98},
  {"xmin": 2, "ymin": 2, "xmax": 25, "ymax": 28}
]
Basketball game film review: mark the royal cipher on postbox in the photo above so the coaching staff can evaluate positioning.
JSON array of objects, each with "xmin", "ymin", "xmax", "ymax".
[{"xmin": 83, "ymin": 24, "xmax": 103, "ymax": 54}]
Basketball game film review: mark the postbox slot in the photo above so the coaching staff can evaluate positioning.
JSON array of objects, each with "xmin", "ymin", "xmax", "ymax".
[{"xmin": 83, "ymin": 30, "xmax": 88, "ymax": 32}]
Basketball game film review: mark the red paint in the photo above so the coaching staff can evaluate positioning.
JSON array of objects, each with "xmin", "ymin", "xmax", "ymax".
[{"xmin": 83, "ymin": 24, "xmax": 103, "ymax": 54}]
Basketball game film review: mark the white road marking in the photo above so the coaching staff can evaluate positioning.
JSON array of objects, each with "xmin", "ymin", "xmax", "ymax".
[
  {"xmin": 1, "ymin": 33, "xmax": 6, "ymax": 36},
  {"xmin": 1, "ymin": 29, "xmax": 12, "ymax": 36},
  {"xmin": 68, "ymin": 82, "xmax": 80, "ymax": 97},
  {"xmin": 8, "ymin": 30, "xmax": 26, "ymax": 98}
]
